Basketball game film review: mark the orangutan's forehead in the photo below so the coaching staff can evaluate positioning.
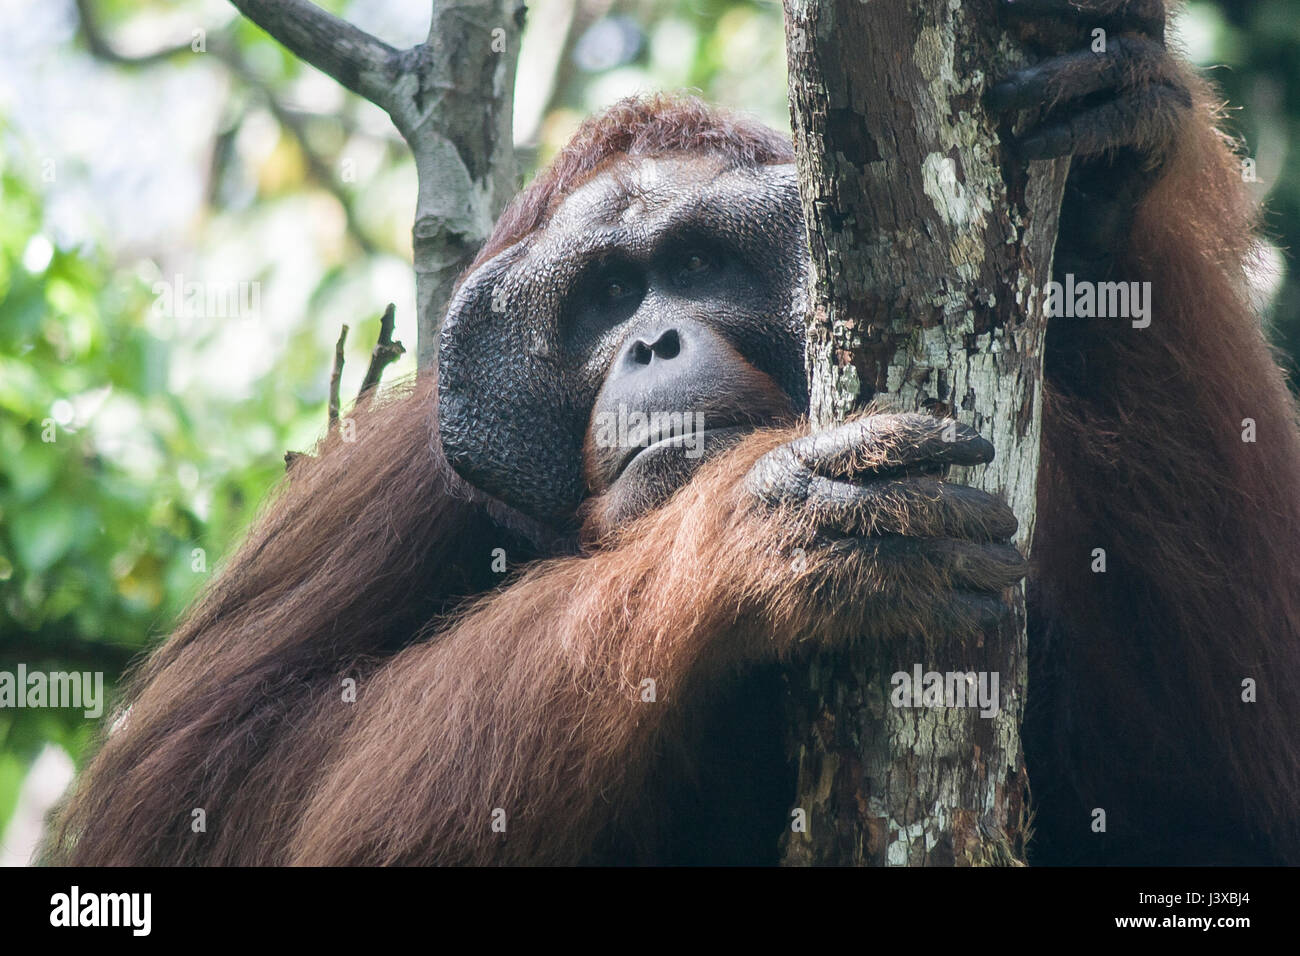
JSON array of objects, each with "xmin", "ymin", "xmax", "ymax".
[{"xmin": 549, "ymin": 156, "xmax": 798, "ymax": 233}]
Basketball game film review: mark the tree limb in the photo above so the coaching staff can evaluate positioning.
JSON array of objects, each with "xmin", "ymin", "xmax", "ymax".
[
  {"xmin": 358, "ymin": 303, "xmax": 405, "ymax": 402},
  {"xmin": 226, "ymin": 0, "xmax": 401, "ymax": 114},
  {"xmin": 329, "ymin": 323, "xmax": 348, "ymax": 430},
  {"xmin": 229, "ymin": 0, "xmax": 526, "ymax": 366},
  {"xmin": 289, "ymin": 313, "xmax": 403, "ymax": 468}
]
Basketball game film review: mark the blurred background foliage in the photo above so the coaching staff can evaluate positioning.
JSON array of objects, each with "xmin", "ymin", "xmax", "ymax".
[{"xmin": 0, "ymin": 0, "xmax": 1296, "ymax": 859}]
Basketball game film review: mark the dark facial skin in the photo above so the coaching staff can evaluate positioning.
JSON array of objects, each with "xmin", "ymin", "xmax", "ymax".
[
  {"xmin": 438, "ymin": 156, "xmax": 808, "ymax": 531},
  {"xmin": 582, "ymin": 315, "xmax": 797, "ymax": 526},
  {"xmin": 440, "ymin": 0, "xmax": 1189, "ymax": 534}
]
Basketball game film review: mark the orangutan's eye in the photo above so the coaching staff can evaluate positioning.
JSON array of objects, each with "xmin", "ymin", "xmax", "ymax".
[{"xmin": 679, "ymin": 251, "xmax": 712, "ymax": 278}]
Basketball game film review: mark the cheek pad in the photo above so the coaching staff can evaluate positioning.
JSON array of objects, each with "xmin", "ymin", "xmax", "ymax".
[{"xmin": 437, "ymin": 249, "xmax": 587, "ymax": 528}]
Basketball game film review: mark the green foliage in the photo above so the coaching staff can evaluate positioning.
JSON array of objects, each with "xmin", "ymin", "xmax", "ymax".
[{"xmin": 0, "ymin": 159, "xmax": 327, "ymax": 824}]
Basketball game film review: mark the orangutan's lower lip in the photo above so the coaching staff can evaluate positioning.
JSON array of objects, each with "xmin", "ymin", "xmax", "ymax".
[{"xmin": 613, "ymin": 425, "xmax": 751, "ymax": 482}]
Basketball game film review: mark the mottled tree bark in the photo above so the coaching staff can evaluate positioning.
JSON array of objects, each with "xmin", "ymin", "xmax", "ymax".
[
  {"xmin": 229, "ymin": 0, "xmax": 525, "ymax": 367},
  {"xmin": 781, "ymin": 0, "xmax": 1069, "ymax": 865}
]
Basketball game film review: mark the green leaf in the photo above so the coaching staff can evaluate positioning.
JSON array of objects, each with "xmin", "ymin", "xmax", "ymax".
[{"xmin": 9, "ymin": 499, "xmax": 77, "ymax": 573}]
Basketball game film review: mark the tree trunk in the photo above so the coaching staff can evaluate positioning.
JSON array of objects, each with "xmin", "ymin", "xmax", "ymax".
[
  {"xmin": 228, "ymin": 0, "xmax": 525, "ymax": 368},
  {"xmin": 780, "ymin": 0, "xmax": 1070, "ymax": 865},
  {"xmin": 402, "ymin": 1, "xmax": 526, "ymax": 369}
]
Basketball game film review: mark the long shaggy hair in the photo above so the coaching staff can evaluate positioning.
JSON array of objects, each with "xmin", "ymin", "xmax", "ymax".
[{"xmin": 45, "ymin": 80, "xmax": 1300, "ymax": 865}]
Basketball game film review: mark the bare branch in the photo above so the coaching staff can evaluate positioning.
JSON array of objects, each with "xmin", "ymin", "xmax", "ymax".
[
  {"xmin": 358, "ymin": 303, "xmax": 405, "ymax": 402},
  {"xmin": 227, "ymin": 0, "xmax": 401, "ymax": 113},
  {"xmin": 329, "ymin": 323, "xmax": 348, "ymax": 430},
  {"xmin": 288, "ymin": 311, "xmax": 403, "ymax": 468}
]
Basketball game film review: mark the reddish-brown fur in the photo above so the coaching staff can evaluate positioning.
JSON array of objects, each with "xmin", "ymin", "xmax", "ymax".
[
  {"xmin": 1027, "ymin": 62, "xmax": 1300, "ymax": 862},
  {"xmin": 47, "ymin": 75, "xmax": 1300, "ymax": 864}
]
